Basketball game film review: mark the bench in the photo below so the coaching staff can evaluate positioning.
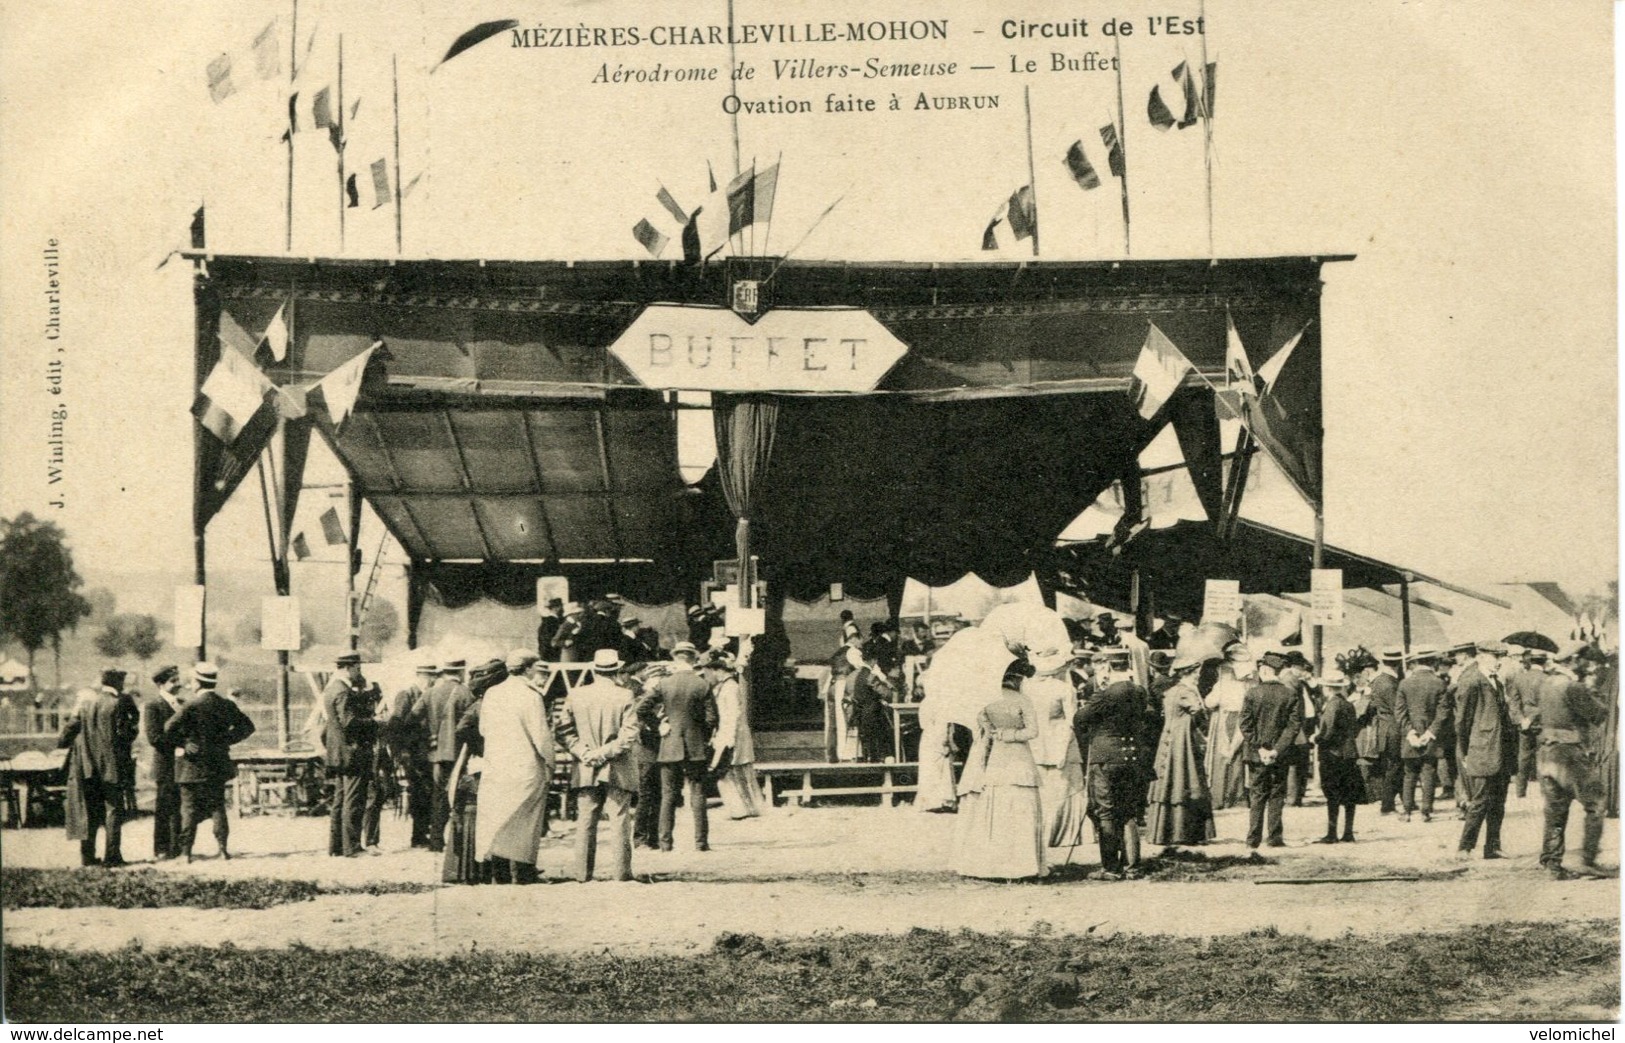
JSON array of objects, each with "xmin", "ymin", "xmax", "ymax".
[{"xmin": 754, "ymin": 761, "xmax": 918, "ymax": 808}]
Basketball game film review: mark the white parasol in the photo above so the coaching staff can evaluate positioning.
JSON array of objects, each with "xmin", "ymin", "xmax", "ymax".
[
  {"xmin": 918, "ymin": 624, "xmax": 1017, "ymax": 731},
  {"xmin": 979, "ymin": 602, "xmax": 1074, "ymax": 668}
]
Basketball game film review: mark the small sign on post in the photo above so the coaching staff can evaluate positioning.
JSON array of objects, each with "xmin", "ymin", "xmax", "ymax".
[
  {"xmin": 1310, "ymin": 569, "xmax": 1345, "ymax": 626},
  {"xmin": 261, "ymin": 596, "xmax": 303, "ymax": 651},
  {"xmin": 727, "ymin": 606, "xmax": 767, "ymax": 637},
  {"xmin": 174, "ymin": 585, "xmax": 206, "ymax": 651},
  {"xmin": 1203, "ymin": 579, "xmax": 1243, "ymax": 624}
]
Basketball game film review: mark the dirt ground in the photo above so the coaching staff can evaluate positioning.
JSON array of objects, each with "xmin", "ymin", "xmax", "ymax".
[{"xmin": 3, "ymin": 788, "xmax": 1618, "ymax": 959}]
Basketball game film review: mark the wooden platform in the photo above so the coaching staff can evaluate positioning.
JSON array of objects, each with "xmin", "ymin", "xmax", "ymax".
[{"xmin": 754, "ymin": 760, "xmax": 918, "ymax": 807}]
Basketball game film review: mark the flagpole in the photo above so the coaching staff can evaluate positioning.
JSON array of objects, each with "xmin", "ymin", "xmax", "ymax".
[
  {"xmin": 255, "ymin": 453, "xmax": 292, "ymax": 751},
  {"xmin": 726, "ymin": 0, "xmax": 741, "ymax": 179},
  {"xmin": 337, "ymin": 33, "xmax": 346, "ymax": 252},
  {"xmin": 1023, "ymin": 84, "xmax": 1040, "ymax": 258},
  {"xmin": 285, "ymin": 0, "xmax": 297, "ymax": 252},
  {"xmin": 1312, "ymin": 508, "xmax": 1325, "ymax": 674},
  {"xmin": 393, "ymin": 53, "xmax": 404, "ymax": 254},
  {"xmin": 761, "ymin": 150, "xmax": 783, "ymax": 256},
  {"xmin": 1113, "ymin": 35, "xmax": 1132, "ymax": 256},
  {"xmin": 1200, "ymin": 0, "xmax": 1215, "ymax": 258}
]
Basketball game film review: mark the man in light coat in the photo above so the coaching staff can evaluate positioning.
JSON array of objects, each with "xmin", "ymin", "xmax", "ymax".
[
  {"xmin": 425, "ymin": 658, "xmax": 473, "ymax": 853},
  {"xmin": 558, "ymin": 648, "xmax": 642, "ymax": 881},
  {"xmin": 474, "ymin": 650, "xmax": 555, "ymax": 884},
  {"xmin": 1455, "ymin": 641, "xmax": 1519, "ymax": 859},
  {"xmin": 58, "ymin": 671, "xmax": 140, "ymax": 867}
]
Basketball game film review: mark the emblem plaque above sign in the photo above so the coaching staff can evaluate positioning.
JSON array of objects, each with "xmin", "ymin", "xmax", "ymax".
[{"xmin": 611, "ymin": 305, "xmax": 908, "ymax": 393}]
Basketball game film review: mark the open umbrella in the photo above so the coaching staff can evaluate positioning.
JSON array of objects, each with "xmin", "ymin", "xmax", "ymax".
[
  {"xmin": 918, "ymin": 625, "xmax": 1016, "ymax": 731},
  {"xmin": 980, "ymin": 602, "xmax": 1073, "ymax": 663},
  {"xmin": 1504, "ymin": 631, "xmax": 1559, "ymax": 653}
]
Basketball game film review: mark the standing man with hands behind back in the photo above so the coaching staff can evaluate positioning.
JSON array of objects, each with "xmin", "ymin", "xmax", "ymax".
[{"xmin": 1240, "ymin": 652, "xmax": 1303, "ymax": 850}]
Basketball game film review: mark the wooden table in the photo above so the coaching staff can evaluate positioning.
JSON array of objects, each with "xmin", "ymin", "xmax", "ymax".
[{"xmin": 885, "ymin": 701, "xmax": 920, "ymax": 763}]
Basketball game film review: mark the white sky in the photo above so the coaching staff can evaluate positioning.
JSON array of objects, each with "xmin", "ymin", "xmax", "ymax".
[{"xmin": 0, "ymin": 0, "xmax": 1616, "ymax": 596}]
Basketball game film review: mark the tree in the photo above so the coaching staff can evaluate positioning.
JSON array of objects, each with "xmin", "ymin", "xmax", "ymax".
[
  {"xmin": 93, "ymin": 618, "xmax": 128, "ymax": 659},
  {"xmin": 124, "ymin": 614, "xmax": 163, "ymax": 665},
  {"xmin": 0, "ymin": 513, "xmax": 92, "ymax": 693},
  {"xmin": 359, "ymin": 599, "xmax": 400, "ymax": 657}
]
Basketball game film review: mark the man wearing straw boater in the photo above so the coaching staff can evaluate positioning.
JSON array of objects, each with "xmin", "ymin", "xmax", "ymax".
[
  {"xmin": 164, "ymin": 662, "xmax": 256, "ymax": 863},
  {"xmin": 558, "ymin": 648, "xmax": 643, "ymax": 881}
]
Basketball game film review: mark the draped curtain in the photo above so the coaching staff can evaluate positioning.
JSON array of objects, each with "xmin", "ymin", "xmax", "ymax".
[{"xmin": 713, "ymin": 395, "xmax": 781, "ymax": 600}]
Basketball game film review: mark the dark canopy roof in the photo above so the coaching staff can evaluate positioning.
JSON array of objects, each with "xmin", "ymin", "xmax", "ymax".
[{"xmin": 196, "ymin": 253, "xmax": 1348, "ymax": 603}]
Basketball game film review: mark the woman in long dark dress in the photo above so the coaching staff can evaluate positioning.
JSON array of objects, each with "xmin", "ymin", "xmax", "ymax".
[
  {"xmin": 1145, "ymin": 659, "xmax": 1216, "ymax": 848},
  {"xmin": 1314, "ymin": 670, "xmax": 1365, "ymax": 843},
  {"xmin": 849, "ymin": 649, "xmax": 895, "ymax": 763},
  {"xmin": 443, "ymin": 658, "xmax": 508, "ymax": 885}
]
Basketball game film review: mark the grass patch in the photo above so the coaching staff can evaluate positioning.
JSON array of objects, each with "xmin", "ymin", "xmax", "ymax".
[
  {"xmin": 0, "ymin": 868, "xmax": 434, "ymax": 911},
  {"xmin": 3, "ymin": 920, "xmax": 1615, "ymax": 1022}
]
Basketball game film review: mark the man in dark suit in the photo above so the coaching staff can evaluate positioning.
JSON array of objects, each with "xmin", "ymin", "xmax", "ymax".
[
  {"xmin": 1504, "ymin": 647, "xmax": 1547, "ymax": 799},
  {"xmin": 58, "ymin": 671, "xmax": 140, "ymax": 867},
  {"xmin": 143, "ymin": 665, "xmax": 186, "ymax": 859},
  {"xmin": 164, "ymin": 663, "xmax": 256, "ymax": 862},
  {"xmin": 574, "ymin": 601, "xmax": 624, "ymax": 660},
  {"xmin": 1534, "ymin": 644, "xmax": 1611, "ymax": 879},
  {"xmin": 1455, "ymin": 641, "xmax": 1518, "ymax": 859},
  {"xmin": 1077, "ymin": 656, "xmax": 1151, "ymax": 878},
  {"xmin": 1239, "ymin": 652, "xmax": 1303, "ymax": 849},
  {"xmin": 323, "ymin": 652, "xmax": 380, "ymax": 857},
  {"xmin": 1396, "ymin": 648, "xmax": 1451, "ymax": 822},
  {"xmin": 649, "ymin": 644, "xmax": 718, "ymax": 851},
  {"xmin": 104, "ymin": 671, "xmax": 141, "ymax": 816},
  {"xmin": 536, "ymin": 597, "xmax": 566, "ymax": 660},
  {"xmin": 425, "ymin": 657, "xmax": 473, "ymax": 853},
  {"xmin": 382, "ymin": 658, "xmax": 436, "ymax": 848}
]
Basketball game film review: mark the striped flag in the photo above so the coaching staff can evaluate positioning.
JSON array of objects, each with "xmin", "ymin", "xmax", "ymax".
[
  {"xmin": 1100, "ymin": 123, "xmax": 1125, "ymax": 177},
  {"xmin": 1148, "ymin": 85, "xmax": 1175, "ymax": 130},
  {"xmin": 251, "ymin": 20, "xmax": 281, "ymax": 80},
  {"xmin": 314, "ymin": 342, "xmax": 381, "ymax": 430},
  {"xmin": 263, "ymin": 303, "xmax": 289, "ymax": 362},
  {"xmin": 370, "ymin": 159, "xmax": 391, "ymax": 209},
  {"xmin": 1064, "ymin": 141, "xmax": 1101, "ymax": 190},
  {"xmin": 1006, "ymin": 184, "xmax": 1036, "ymax": 241},
  {"xmin": 632, "ymin": 218, "xmax": 668, "ymax": 257},
  {"xmin": 193, "ymin": 347, "xmax": 274, "ymax": 443},
  {"xmin": 656, "ymin": 185, "xmax": 688, "ymax": 226},
  {"xmin": 319, "ymin": 506, "xmax": 347, "ymax": 546},
  {"xmin": 1129, "ymin": 323, "xmax": 1193, "ymax": 420}
]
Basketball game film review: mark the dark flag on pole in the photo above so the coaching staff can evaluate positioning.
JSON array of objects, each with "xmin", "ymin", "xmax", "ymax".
[
  {"xmin": 370, "ymin": 159, "xmax": 390, "ymax": 208},
  {"xmin": 656, "ymin": 185, "xmax": 688, "ymax": 226},
  {"xmin": 291, "ymin": 533, "xmax": 311, "ymax": 561},
  {"xmin": 436, "ymin": 20, "xmax": 520, "ymax": 69},
  {"xmin": 633, "ymin": 218, "xmax": 669, "ymax": 257},
  {"xmin": 345, "ymin": 174, "xmax": 359, "ymax": 208},
  {"xmin": 313, "ymin": 87, "xmax": 334, "ymax": 129},
  {"xmin": 981, "ymin": 214, "xmax": 1002, "ymax": 251},
  {"xmin": 1148, "ymin": 85, "xmax": 1175, "ymax": 130},
  {"xmin": 207, "ymin": 54, "xmax": 236, "ymax": 103},
  {"xmin": 1064, "ymin": 141, "xmax": 1101, "ymax": 190},
  {"xmin": 1100, "ymin": 123, "xmax": 1125, "ymax": 177},
  {"xmin": 681, "ymin": 207, "xmax": 704, "ymax": 263},
  {"xmin": 252, "ymin": 21, "xmax": 281, "ymax": 80},
  {"xmin": 1202, "ymin": 61, "xmax": 1217, "ymax": 118},
  {"xmin": 1006, "ymin": 184, "xmax": 1036, "ymax": 241},
  {"xmin": 320, "ymin": 506, "xmax": 347, "ymax": 546},
  {"xmin": 1174, "ymin": 61, "xmax": 1199, "ymax": 128},
  {"xmin": 727, "ymin": 167, "xmax": 756, "ymax": 236}
]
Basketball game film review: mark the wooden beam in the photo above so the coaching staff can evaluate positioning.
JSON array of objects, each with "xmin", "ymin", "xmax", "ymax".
[
  {"xmin": 516, "ymin": 411, "xmax": 561, "ymax": 561},
  {"xmin": 591, "ymin": 406, "xmax": 624, "ymax": 563},
  {"xmin": 441, "ymin": 411, "xmax": 496, "ymax": 561}
]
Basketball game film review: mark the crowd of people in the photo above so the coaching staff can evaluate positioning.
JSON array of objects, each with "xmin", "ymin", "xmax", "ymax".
[
  {"xmin": 47, "ymin": 595, "xmax": 1618, "ymax": 891},
  {"xmin": 917, "ymin": 631, "xmax": 1618, "ymax": 883},
  {"xmin": 54, "ymin": 592, "xmax": 758, "ymax": 882}
]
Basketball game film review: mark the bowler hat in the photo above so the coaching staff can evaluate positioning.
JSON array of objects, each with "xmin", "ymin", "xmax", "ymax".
[
  {"xmin": 1259, "ymin": 651, "xmax": 1289, "ymax": 671},
  {"xmin": 100, "ymin": 669, "xmax": 126, "ymax": 690}
]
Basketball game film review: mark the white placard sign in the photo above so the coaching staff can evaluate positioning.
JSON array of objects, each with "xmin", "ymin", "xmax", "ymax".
[
  {"xmin": 536, "ymin": 576, "xmax": 569, "ymax": 614},
  {"xmin": 712, "ymin": 584, "xmax": 739, "ymax": 611},
  {"xmin": 1310, "ymin": 569, "xmax": 1345, "ymax": 626},
  {"xmin": 726, "ymin": 606, "xmax": 767, "ymax": 637},
  {"xmin": 174, "ymin": 585, "xmax": 205, "ymax": 650},
  {"xmin": 610, "ymin": 305, "xmax": 908, "ymax": 392},
  {"xmin": 1203, "ymin": 579, "xmax": 1244, "ymax": 623},
  {"xmin": 261, "ymin": 595, "xmax": 302, "ymax": 651},
  {"xmin": 829, "ymin": 582, "xmax": 844, "ymax": 602}
]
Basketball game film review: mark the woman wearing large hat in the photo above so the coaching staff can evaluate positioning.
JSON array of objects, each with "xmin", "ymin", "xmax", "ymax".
[
  {"xmin": 1145, "ymin": 641, "xmax": 1218, "ymax": 849},
  {"xmin": 952, "ymin": 656, "xmax": 1045, "ymax": 880}
]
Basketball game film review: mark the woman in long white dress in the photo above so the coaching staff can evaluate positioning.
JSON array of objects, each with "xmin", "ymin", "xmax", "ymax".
[
  {"xmin": 1024, "ymin": 656, "xmax": 1088, "ymax": 848},
  {"xmin": 953, "ymin": 659, "xmax": 1045, "ymax": 880},
  {"xmin": 913, "ymin": 670, "xmax": 958, "ymax": 813},
  {"xmin": 1203, "ymin": 644, "xmax": 1254, "ymax": 810}
]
